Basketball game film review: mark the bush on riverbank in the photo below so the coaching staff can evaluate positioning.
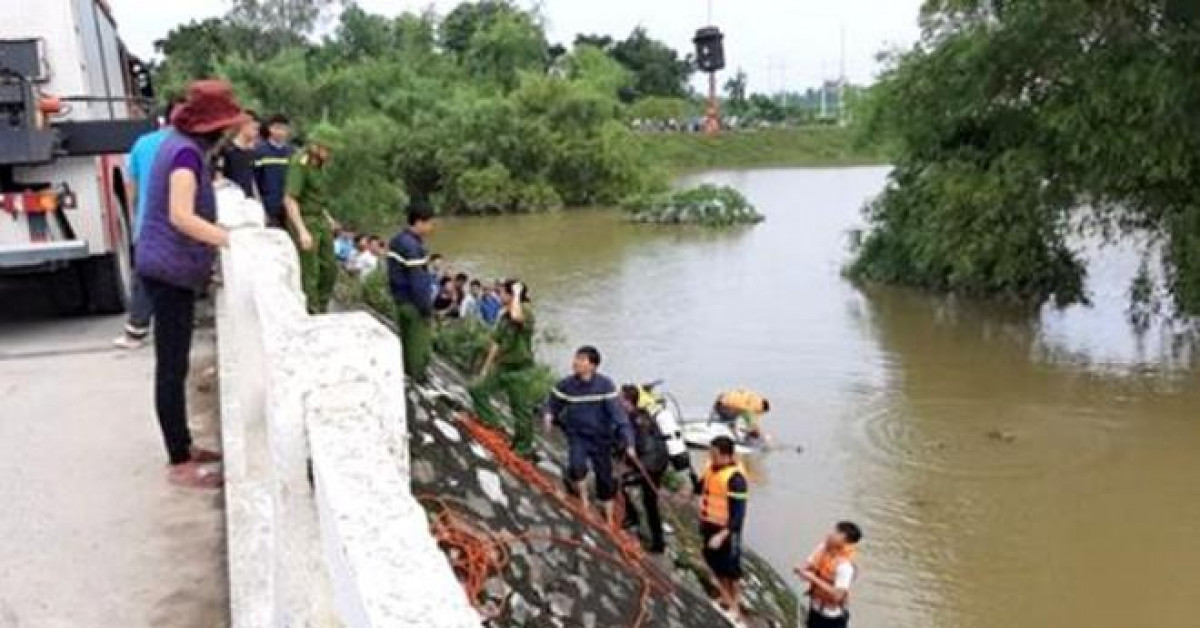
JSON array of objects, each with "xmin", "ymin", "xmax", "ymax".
[
  {"xmin": 637, "ymin": 126, "xmax": 888, "ymax": 173},
  {"xmin": 622, "ymin": 184, "xmax": 764, "ymax": 227},
  {"xmin": 156, "ymin": 4, "xmax": 665, "ymax": 227},
  {"xmin": 849, "ymin": 0, "xmax": 1200, "ymax": 316}
]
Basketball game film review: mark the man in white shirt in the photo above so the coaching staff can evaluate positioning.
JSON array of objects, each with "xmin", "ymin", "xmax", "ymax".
[
  {"xmin": 459, "ymin": 279, "xmax": 483, "ymax": 320},
  {"xmin": 795, "ymin": 521, "xmax": 863, "ymax": 628},
  {"xmin": 349, "ymin": 234, "xmax": 382, "ymax": 277}
]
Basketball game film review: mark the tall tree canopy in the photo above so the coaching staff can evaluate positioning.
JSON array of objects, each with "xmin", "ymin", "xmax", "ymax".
[
  {"xmin": 851, "ymin": 0, "xmax": 1200, "ymax": 316},
  {"xmin": 153, "ymin": 0, "xmax": 665, "ymax": 226},
  {"xmin": 609, "ymin": 27, "xmax": 694, "ymax": 101}
]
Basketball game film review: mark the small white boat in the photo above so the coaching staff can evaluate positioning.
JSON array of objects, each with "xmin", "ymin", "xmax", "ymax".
[
  {"xmin": 650, "ymin": 386, "xmax": 765, "ymax": 455},
  {"xmin": 679, "ymin": 419, "xmax": 764, "ymax": 455}
]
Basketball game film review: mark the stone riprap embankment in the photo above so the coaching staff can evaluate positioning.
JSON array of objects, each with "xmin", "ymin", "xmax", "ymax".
[{"xmin": 393, "ymin": 347, "xmax": 799, "ymax": 627}]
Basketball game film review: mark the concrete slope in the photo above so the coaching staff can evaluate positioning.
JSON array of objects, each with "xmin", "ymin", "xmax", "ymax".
[{"xmin": 407, "ymin": 358, "xmax": 797, "ymax": 628}]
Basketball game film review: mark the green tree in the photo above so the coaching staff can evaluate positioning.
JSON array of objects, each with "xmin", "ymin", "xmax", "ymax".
[
  {"xmin": 573, "ymin": 33, "xmax": 615, "ymax": 51},
  {"xmin": 562, "ymin": 45, "xmax": 631, "ymax": 97},
  {"xmin": 851, "ymin": 0, "xmax": 1200, "ymax": 314},
  {"xmin": 227, "ymin": 0, "xmax": 341, "ymax": 35},
  {"xmin": 723, "ymin": 68, "xmax": 748, "ymax": 116},
  {"xmin": 462, "ymin": 10, "xmax": 548, "ymax": 91},
  {"xmin": 609, "ymin": 27, "xmax": 694, "ymax": 101},
  {"xmin": 155, "ymin": 2, "xmax": 664, "ymax": 226}
]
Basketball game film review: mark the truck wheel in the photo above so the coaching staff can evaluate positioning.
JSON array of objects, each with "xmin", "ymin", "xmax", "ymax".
[
  {"xmin": 82, "ymin": 252, "xmax": 130, "ymax": 315},
  {"xmin": 83, "ymin": 198, "xmax": 134, "ymax": 315}
]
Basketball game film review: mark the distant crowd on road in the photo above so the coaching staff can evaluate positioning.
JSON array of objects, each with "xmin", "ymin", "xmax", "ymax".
[{"xmin": 116, "ymin": 79, "xmax": 864, "ymax": 628}]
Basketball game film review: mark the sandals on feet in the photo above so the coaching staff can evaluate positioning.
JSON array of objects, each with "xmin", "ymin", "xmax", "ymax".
[{"xmin": 169, "ymin": 462, "xmax": 223, "ymax": 489}]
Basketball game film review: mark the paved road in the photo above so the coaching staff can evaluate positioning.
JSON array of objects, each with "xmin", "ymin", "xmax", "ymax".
[{"xmin": 0, "ymin": 280, "xmax": 228, "ymax": 628}]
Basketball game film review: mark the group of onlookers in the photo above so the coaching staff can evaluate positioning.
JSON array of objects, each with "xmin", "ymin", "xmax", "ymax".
[
  {"xmin": 333, "ymin": 228, "xmax": 386, "ymax": 277},
  {"xmin": 428, "ymin": 261, "xmax": 504, "ymax": 325},
  {"xmin": 114, "ymin": 80, "xmax": 342, "ymax": 489},
  {"xmin": 114, "ymin": 79, "xmax": 863, "ymax": 628}
]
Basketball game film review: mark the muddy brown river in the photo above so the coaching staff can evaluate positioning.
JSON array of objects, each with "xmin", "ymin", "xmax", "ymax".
[{"xmin": 430, "ymin": 167, "xmax": 1200, "ymax": 628}]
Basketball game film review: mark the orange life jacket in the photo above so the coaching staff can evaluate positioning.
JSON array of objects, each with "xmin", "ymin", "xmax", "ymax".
[
  {"xmin": 699, "ymin": 462, "xmax": 748, "ymax": 526},
  {"xmin": 719, "ymin": 389, "xmax": 767, "ymax": 415},
  {"xmin": 808, "ymin": 543, "xmax": 857, "ymax": 612}
]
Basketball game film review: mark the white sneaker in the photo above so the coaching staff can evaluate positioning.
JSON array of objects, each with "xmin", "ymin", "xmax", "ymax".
[{"xmin": 112, "ymin": 334, "xmax": 147, "ymax": 350}]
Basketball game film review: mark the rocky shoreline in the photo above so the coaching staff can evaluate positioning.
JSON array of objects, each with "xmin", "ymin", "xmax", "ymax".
[{"xmin": 404, "ymin": 358, "xmax": 797, "ymax": 627}]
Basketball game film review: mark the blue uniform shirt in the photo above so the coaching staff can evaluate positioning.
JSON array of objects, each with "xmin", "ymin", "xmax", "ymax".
[
  {"xmin": 126, "ymin": 127, "xmax": 171, "ymax": 241},
  {"xmin": 254, "ymin": 141, "xmax": 294, "ymax": 218},
  {"xmin": 548, "ymin": 374, "xmax": 633, "ymax": 447},
  {"xmin": 480, "ymin": 293, "xmax": 502, "ymax": 324},
  {"xmin": 387, "ymin": 228, "xmax": 434, "ymax": 316}
]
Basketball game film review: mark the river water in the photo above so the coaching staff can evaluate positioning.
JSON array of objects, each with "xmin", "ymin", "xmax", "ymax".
[{"xmin": 430, "ymin": 167, "xmax": 1200, "ymax": 628}]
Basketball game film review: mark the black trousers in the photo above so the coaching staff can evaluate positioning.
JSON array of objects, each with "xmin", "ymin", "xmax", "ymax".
[
  {"xmin": 806, "ymin": 609, "xmax": 849, "ymax": 628},
  {"xmin": 621, "ymin": 469, "xmax": 666, "ymax": 551},
  {"xmin": 143, "ymin": 276, "xmax": 196, "ymax": 465}
]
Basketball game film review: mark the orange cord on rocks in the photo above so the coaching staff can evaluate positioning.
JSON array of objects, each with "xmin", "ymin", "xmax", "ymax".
[{"xmin": 418, "ymin": 414, "xmax": 677, "ymax": 627}]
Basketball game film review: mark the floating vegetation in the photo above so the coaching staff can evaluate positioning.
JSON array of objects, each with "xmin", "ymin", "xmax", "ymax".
[{"xmin": 621, "ymin": 184, "xmax": 764, "ymax": 227}]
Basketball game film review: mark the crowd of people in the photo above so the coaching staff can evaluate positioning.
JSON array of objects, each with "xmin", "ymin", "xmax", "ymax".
[
  {"xmin": 333, "ymin": 229, "xmax": 386, "ymax": 278},
  {"xmin": 115, "ymin": 79, "xmax": 863, "ymax": 628},
  {"xmin": 388, "ymin": 204, "xmax": 864, "ymax": 628}
]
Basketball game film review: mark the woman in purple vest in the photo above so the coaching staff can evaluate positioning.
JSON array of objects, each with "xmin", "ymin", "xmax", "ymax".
[{"xmin": 137, "ymin": 80, "xmax": 246, "ymax": 489}]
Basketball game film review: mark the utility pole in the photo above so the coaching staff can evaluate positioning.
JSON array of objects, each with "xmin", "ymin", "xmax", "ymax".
[
  {"xmin": 839, "ymin": 23, "xmax": 848, "ymax": 125},
  {"xmin": 703, "ymin": 0, "xmax": 720, "ymax": 135}
]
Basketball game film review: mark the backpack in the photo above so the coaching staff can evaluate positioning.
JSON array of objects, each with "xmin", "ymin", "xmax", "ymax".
[{"xmin": 633, "ymin": 411, "xmax": 670, "ymax": 475}]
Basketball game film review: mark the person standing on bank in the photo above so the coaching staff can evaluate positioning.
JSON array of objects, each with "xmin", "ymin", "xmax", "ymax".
[
  {"xmin": 387, "ymin": 202, "xmax": 436, "ymax": 382},
  {"xmin": 113, "ymin": 97, "xmax": 184, "ymax": 350},
  {"xmin": 796, "ymin": 521, "xmax": 863, "ymax": 628},
  {"xmin": 699, "ymin": 435, "xmax": 750, "ymax": 624},
  {"xmin": 284, "ymin": 123, "xmax": 340, "ymax": 314},
  {"xmin": 619, "ymin": 385, "xmax": 671, "ymax": 554},
  {"xmin": 136, "ymin": 80, "xmax": 244, "ymax": 489},
  {"xmin": 546, "ymin": 346, "xmax": 636, "ymax": 526},
  {"xmin": 253, "ymin": 113, "xmax": 293, "ymax": 228},
  {"xmin": 470, "ymin": 281, "xmax": 542, "ymax": 458},
  {"xmin": 217, "ymin": 110, "xmax": 260, "ymax": 199}
]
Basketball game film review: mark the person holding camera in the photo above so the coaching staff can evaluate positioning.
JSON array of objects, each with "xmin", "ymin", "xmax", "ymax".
[{"xmin": 469, "ymin": 280, "xmax": 542, "ymax": 458}]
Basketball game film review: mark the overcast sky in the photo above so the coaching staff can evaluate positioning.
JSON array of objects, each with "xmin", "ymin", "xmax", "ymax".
[{"xmin": 108, "ymin": 0, "xmax": 925, "ymax": 91}]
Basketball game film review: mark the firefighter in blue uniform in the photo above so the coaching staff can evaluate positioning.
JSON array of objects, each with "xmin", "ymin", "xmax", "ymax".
[{"xmin": 545, "ymin": 346, "xmax": 635, "ymax": 526}]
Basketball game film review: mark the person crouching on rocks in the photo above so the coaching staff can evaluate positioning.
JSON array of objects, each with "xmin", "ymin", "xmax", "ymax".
[{"xmin": 544, "ymin": 346, "xmax": 635, "ymax": 526}]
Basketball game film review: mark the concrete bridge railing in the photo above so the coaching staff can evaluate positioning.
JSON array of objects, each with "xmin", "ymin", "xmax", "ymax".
[{"xmin": 212, "ymin": 185, "xmax": 480, "ymax": 628}]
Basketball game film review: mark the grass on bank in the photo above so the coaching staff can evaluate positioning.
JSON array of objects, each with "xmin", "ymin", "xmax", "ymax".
[{"xmin": 637, "ymin": 126, "xmax": 889, "ymax": 173}]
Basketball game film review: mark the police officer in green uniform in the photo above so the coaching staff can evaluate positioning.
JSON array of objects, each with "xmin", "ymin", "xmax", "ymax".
[
  {"xmin": 470, "ymin": 280, "xmax": 541, "ymax": 457},
  {"xmin": 285, "ymin": 123, "xmax": 340, "ymax": 314}
]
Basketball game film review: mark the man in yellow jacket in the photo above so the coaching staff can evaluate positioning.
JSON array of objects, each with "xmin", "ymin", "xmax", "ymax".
[{"xmin": 713, "ymin": 388, "xmax": 771, "ymax": 440}]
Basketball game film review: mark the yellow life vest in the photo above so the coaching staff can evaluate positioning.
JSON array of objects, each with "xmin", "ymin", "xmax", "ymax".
[
  {"xmin": 719, "ymin": 389, "xmax": 767, "ymax": 415},
  {"xmin": 636, "ymin": 385, "xmax": 664, "ymax": 415},
  {"xmin": 699, "ymin": 462, "xmax": 748, "ymax": 526}
]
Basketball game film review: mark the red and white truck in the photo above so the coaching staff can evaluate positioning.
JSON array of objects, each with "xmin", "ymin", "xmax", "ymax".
[{"xmin": 1, "ymin": 0, "xmax": 153, "ymax": 313}]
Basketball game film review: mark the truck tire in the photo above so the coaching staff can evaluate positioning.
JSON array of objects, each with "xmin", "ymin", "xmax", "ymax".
[
  {"xmin": 82, "ymin": 252, "xmax": 130, "ymax": 315},
  {"xmin": 83, "ymin": 192, "xmax": 134, "ymax": 315}
]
